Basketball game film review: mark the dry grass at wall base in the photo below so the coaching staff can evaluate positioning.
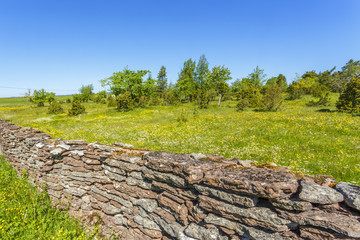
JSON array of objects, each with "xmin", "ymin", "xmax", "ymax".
[{"xmin": 0, "ymin": 93, "xmax": 359, "ymax": 184}]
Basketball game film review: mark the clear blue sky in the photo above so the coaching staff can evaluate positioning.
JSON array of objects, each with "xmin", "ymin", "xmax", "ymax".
[{"xmin": 0, "ymin": 0, "xmax": 359, "ymax": 97}]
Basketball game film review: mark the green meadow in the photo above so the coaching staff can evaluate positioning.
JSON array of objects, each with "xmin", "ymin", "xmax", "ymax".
[
  {"xmin": 0, "ymin": 94, "xmax": 359, "ymax": 184},
  {"xmin": 0, "ymin": 155, "xmax": 99, "ymax": 239}
]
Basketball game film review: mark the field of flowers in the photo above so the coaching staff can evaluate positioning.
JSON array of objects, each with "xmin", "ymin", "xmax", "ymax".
[
  {"xmin": 0, "ymin": 155, "xmax": 99, "ymax": 239},
  {"xmin": 0, "ymin": 95, "xmax": 359, "ymax": 184}
]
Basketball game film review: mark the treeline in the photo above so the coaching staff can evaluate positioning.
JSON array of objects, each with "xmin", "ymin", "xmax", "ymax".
[{"xmin": 29, "ymin": 56, "xmax": 360, "ymax": 115}]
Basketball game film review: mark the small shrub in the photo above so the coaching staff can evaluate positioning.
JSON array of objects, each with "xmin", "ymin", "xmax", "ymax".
[
  {"xmin": 107, "ymin": 95, "xmax": 117, "ymax": 107},
  {"xmin": 68, "ymin": 101, "xmax": 85, "ymax": 116},
  {"xmin": 66, "ymin": 98, "xmax": 71, "ymax": 103},
  {"xmin": 287, "ymin": 82, "xmax": 303, "ymax": 100},
  {"xmin": 116, "ymin": 92, "xmax": 134, "ymax": 112},
  {"xmin": 336, "ymin": 76, "xmax": 360, "ymax": 113},
  {"xmin": 307, "ymin": 93, "xmax": 331, "ymax": 107},
  {"xmin": 100, "ymin": 98, "xmax": 106, "ymax": 104},
  {"xmin": 261, "ymin": 84, "xmax": 283, "ymax": 111},
  {"xmin": 237, "ymin": 86, "xmax": 263, "ymax": 108},
  {"xmin": 236, "ymin": 98, "xmax": 249, "ymax": 111},
  {"xmin": 48, "ymin": 101, "xmax": 64, "ymax": 114},
  {"xmin": 138, "ymin": 96, "xmax": 149, "ymax": 108}
]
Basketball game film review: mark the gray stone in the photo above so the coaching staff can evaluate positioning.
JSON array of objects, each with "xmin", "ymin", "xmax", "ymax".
[
  {"xmin": 204, "ymin": 214, "xmax": 291, "ymax": 240},
  {"xmin": 57, "ymin": 144, "xmax": 70, "ymax": 150},
  {"xmin": 103, "ymin": 164, "xmax": 126, "ymax": 176},
  {"xmin": 114, "ymin": 142, "xmax": 134, "ymax": 149},
  {"xmin": 98, "ymin": 201, "xmax": 121, "ymax": 215},
  {"xmin": 244, "ymin": 226, "xmax": 292, "ymax": 240},
  {"xmin": 35, "ymin": 142, "xmax": 45, "ymax": 148},
  {"xmin": 184, "ymin": 223, "xmax": 228, "ymax": 240},
  {"xmin": 336, "ymin": 182, "xmax": 360, "ymax": 211},
  {"xmin": 299, "ymin": 181, "xmax": 344, "ymax": 204},
  {"xmin": 190, "ymin": 153, "xmax": 207, "ymax": 161},
  {"xmin": 133, "ymin": 198, "xmax": 158, "ymax": 213},
  {"xmin": 129, "ymin": 171, "xmax": 143, "ymax": 180},
  {"xmin": 91, "ymin": 186, "xmax": 133, "ymax": 211},
  {"xmin": 270, "ymin": 199, "xmax": 312, "ymax": 211},
  {"xmin": 104, "ymin": 170, "xmax": 126, "ymax": 182},
  {"xmin": 50, "ymin": 148, "xmax": 64, "ymax": 156},
  {"xmin": 69, "ymin": 150, "xmax": 84, "ymax": 156},
  {"xmin": 199, "ymin": 196, "xmax": 292, "ymax": 232},
  {"xmin": 126, "ymin": 176, "xmax": 152, "ymax": 190},
  {"xmin": 236, "ymin": 160, "xmax": 252, "ymax": 168},
  {"xmin": 63, "ymin": 187, "xmax": 86, "ymax": 197},
  {"xmin": 194, "ymin": 184, "xmax": 258, "ymax": 207},
  {"xmin": 143, "ymin": 167, "xmax": 186, "ymax": 187},
  {"xmin": 148, "ymin": 213, "xmax": 192, "ymax": 240},
  {"xmin": 133, "ymin": 215, "xmax": 161, "ymax": 231},
  {"xmin": 281, "ymin": 210, "xmax": 360, "ymax": 238},
  {"xmin": 114, "ymin": 214, "xmax": 128, "ymax": 226}
]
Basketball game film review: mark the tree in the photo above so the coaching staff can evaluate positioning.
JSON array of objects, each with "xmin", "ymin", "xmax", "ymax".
[
  {"xmin": 32, "ymin": 89, "xmax": 51, "ymax": 107},
  {"xmin": 206, "ymin": 65, "xmax": 232, "ymax": 107},
  {"xmin": 143, "ymin": 74, "xmax": 157, "ymax": 98},
  {"xmin": 247, "ymin": 66, "xmax": 267, "ymax": 87},
  {"xmin": 157, "ymin": 66, "xmax": 168, "ymax": 97},
  {"xmin": 194, "ymin": 55, "xmax": 210, "ymax": 108},
  {"xmin": 176, "ymin": 59, "xmax": 196, "ymax": 102},
  {"xmin": 276, "ymin": 74, "xmax": 288, "ymax": 90},
  {"xmin": 336, "ymin": 76, "xmax": 360, "ymax": 113},
  {"xmin": 79, "ymin": 84, "xmax": 94, "ymax": 102},
  {"xmin": 101, "ymin": 68, "xmax": 150, "ymax": 103}
]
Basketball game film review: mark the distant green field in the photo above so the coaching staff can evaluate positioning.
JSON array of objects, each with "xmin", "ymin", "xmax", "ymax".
[{"xmin": 0, "ymin": 94, "xmax": 359, "ymax": 184}]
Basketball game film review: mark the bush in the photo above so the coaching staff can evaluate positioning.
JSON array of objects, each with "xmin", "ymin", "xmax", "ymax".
[
  {"xmin": 236, "ymin": 98, "xmax": 249, "ymax": 111},
  {"xmin": 307, "ymin": 93, "xmax": 331, "ymax": 107},
  {"xmin": 260, "ymin": 84, "xmax": 283, "ymax": 111},
  {"xmin": 237, "ymin": 86, "xmax": 262, "ymax": 108},
  {"xmin": 116, "ymin": 92, "xmax": 134, "ymax": 112},
  {"xmin": 336, "ymin": 76, "xmax": 360, "ymax": 113},
  {"xmin": 68, "ymin": 101, "xmax": 86, "ymax": 116},
  {"xmin": 47, "ymin": 101, "xmax": 64, "ymax": 114},
  {"xmin": 138, "ymin": 96, "xmax": 149, "ymax": 108},
  {"xmin": 107, "ymin": 95, "xmax": 117, "ymax": 107},
  {"xmin": 287, "ymin": 82, "xmax": 303, "ymax": 100}
]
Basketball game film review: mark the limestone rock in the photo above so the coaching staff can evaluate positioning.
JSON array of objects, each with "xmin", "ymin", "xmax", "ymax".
[
  {"xmin": 336, "ymin": 182, "xmax": 360, "ymax": 211},
  {"xmin": 299, "ymin": 181, "xmax": 344, "ymax": 204},
  {"xmin": 184, "ymin": 223, "xmax": 228, "ymax": 240},
  {"xmin": 270, "ymin": 198, "xmax": 313, "ymax": 211},
  {"xmin": 199, "ymin": 195, "xmax": 292, "ymax": 232},
  {"xmin": 279, "ymin": 209, "xmax": 360, "ymax": 238},
  {"xmin": 203, "ymin": 167, "xmax": 299, "ymax": 199},
  {"xmin": 194, "ymin": 184, "xmax": 258, "ymax": 207}
]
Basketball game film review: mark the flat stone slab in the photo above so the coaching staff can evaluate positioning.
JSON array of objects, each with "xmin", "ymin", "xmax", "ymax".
[
  {"xmin": 336, "ymin": 182, "xmax": 360, "ymax": 211},
  {"xmin": 299, "ymin": 181, "xmax": 344, "ymax": 204}
]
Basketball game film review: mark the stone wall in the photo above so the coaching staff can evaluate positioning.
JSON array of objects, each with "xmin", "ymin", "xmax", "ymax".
[{"xmin": 1, "ymin": 119, "xmax": 360, "ymax": 240}]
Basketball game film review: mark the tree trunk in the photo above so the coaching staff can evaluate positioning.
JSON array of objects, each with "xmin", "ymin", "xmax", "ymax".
[{"xmin": 218, "ymin": 94, "xmax": 222, "ymax": 107}]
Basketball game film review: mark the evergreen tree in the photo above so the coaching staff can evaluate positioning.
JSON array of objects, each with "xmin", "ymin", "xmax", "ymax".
[
  {"xmin": 157, "ymin": 66, "xmax": 167, "ymax": 97},
  {"xmin": 176, "ymin": 59, "xmax": 197, "ymax": 102}
]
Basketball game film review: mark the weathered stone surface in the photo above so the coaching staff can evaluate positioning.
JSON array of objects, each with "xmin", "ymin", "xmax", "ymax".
[
  {"xmin": 142, "ymin": 166, "xmax": 186, "ymax": 187},
  {"xmin": 98, "ymin": 201, "xmax": 121, "ymax": 215},
  {"xmin": 270, "ymin": 198, "xmax": 313, "ymax": 211},
  {"xmin": 114, "ymin": 214, "xmax": 128, "ymax": 226},
  {"xmin": 132, "ymin": 198, "xmax": 158, "ymax": 213},
  {"xmin": 199, "ymin": 195, "xmax": 292, "ymax": 232},
  {"xmin": 104, "ymin": 158, "xmax": 140, "ymax": 172},
  {"xmin": 279, "ymin": 209, "xmax": 360, "ymax": 238},
  {"xmin": 114, "ymin": 142, "xmax": 134, "ymax": 149},
  {"xmin": 299, "ymin": 181, "xmax": 344, "ymax": 204},
  {"xmin": 184, "ymin": 223, "xmax": 228, "ymax": 240},
  {"xmin": 194, "ymin": 184, "xmax": 258, "ymax": 207},
  {"xmin": 300, "ymin": 226, "xmax": 357, "ymax": 240},
  {"xmin": 203, "ymin": 167, "xmax": 299, "ymax": 199},
  {"xmin": 91, "ymin": 186, "xmax": 133, "ymax": 211},
  {"xmin": 133, "ymin": 215, "xmax": 161, "ymax": 231},
  {"xmin": 125, "ymin": 176, "xmax": 152, "ymax": 190},
  {"xmin": 336, "ymin": 182, "xmax": 360, "ymax": 211},
  {"xmin": 159, "ymin": 192, "xmax": 189, "ymax": 225}
]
